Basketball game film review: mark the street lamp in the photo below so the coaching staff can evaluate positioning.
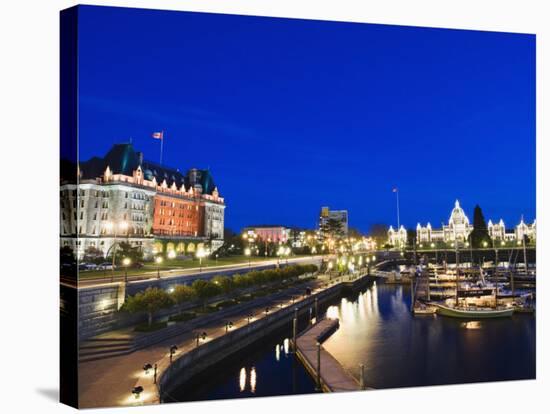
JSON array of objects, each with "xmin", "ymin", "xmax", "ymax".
[
  {"xmin": 143, "ymin": 363, "xmax": 152, "ymax": 374},
  {"xmin": 169, "ymin": 345, "xmax": 178, "ymax": 363},
  {"xmin": 155, "ymin": 256, "xmax": 163, "ymax": 279},
  {"xmin": 285, "ymin": 247, "xmax": 291, "ymax": 264},
  {"xmin": 131, "ymin": 386, "xmax": 144, "ymax": 400},
  {"xmin": 196, "ymin": 247, "xmax": 207, "ymax": 272},
  {"xmin": 167, "ymin": 250, "xmax": 176, "ymax": 259},
  {"xmin": 244, "ymin": 247, "xmax": 251, "ymax": 267},
  {"xmin": 225, "ymin": 321, "xmax": 233, "ymax": 332},
  {"xmin": 277, "ymin": 246, "xmax": 284, "ymax": 268},
  {"xmin": 104, "ymin": 220, "xmax": 128, "ymax": 282},
  {"xmin": 122, "ymin": 257, "xmax": 131, "ymax": 284},
  {"xmin": 196, "ymin": 331, "xmax": 207, "ymax": 347}
]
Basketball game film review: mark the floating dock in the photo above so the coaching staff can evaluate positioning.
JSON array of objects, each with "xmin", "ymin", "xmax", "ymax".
[{"xmin": 295, "ymin": 318, "xmax": 363, "ymax": 392}]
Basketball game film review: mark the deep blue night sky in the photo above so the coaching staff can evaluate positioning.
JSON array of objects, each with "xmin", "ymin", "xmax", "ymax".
[{"xmin": 74, "ymin": 5, "xmax": 536, "ymax": 233}]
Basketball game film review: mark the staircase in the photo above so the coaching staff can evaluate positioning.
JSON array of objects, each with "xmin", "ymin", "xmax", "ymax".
[{"xmin": 79, "ymin": 335, "xmax": 135, "ymax": 363}]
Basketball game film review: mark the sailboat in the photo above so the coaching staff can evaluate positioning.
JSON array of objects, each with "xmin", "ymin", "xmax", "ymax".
[{"xmin": 434, "ymin": 237, "xmax": 514, "ymax": 319}]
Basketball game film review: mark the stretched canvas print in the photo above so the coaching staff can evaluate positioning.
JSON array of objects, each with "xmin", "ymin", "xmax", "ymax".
[{"xmin": 60, "ymin": 4, "xmax": 536, "ymax": 409}]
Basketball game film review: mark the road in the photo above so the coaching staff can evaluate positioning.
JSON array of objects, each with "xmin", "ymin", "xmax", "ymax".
[{"xmin": 70, "ymin": 255, "xmax": 326, "ymax": 289}]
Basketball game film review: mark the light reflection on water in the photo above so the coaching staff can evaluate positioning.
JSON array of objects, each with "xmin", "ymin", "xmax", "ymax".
[
  {"xmin": 250, "ymin": 367, "xmax": 257, "ymax": 393},
  {"xmin": 322, "ymin": 282, "xmax": 535, "ymax": 389},
  {"xmin": 238, "ymin": 337, "xmax": 293, "ymax": 394},
  {"xmin": 239, "ymin": 367, "xmax": 246, "ymax": 391},
  {"xmin": 171, "ymin": 282, "xmax": 534, "ymax": 402}
]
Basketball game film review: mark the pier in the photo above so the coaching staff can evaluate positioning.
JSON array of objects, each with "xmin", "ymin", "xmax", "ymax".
[{"xmin": 295, "ymin": 318, "xmax": 363, "ymax": 392}]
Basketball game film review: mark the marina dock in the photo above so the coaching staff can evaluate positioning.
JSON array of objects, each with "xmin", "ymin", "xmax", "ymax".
[{"xmin": 295, "ymin": 318, "xmax": 363, "ymax": 392}]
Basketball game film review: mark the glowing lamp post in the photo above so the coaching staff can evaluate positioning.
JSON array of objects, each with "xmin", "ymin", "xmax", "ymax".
[
  {"xmin": 131, "ymin": 386, "xmax": 143, "ymax": 400},
  {"xmin": 195, "ymin": 331, "xmax": 207, "ymax": 347},
  {"xmin": 196, "ymin": 248, "xmax": 207, "ymax": 272},
  {"xmin": 244, "ymin": 247, "xmax": 251, "ymax": 267},
  {"xmin": 104, "ymin": 220, "xmax": 128, "ymax": 282},
  {"xmin": 169, "ymin": 345, "xmax": 178, "ymax": 363},
  {"xmin": 277, "ymin": 246, "xmax": 285, "ymax": 268},
  {"xmin": 143, "ymin": 363, "xmax": 152, "ymax": 375},
  {"xmin": 225, "ymin": 321, "xmax": 233, "ymax": 333},
  {"xmin": 122, "ymin": 257, "xmax": 131, "ymax": 284},
  {"xmin": 155, "ymin": 256, "xmax": 163, "ymax": 279}
]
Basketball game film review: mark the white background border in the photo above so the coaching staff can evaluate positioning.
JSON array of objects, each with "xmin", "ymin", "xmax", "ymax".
[{"xmin": 0, "ymin": 1, "xmax": 547, "ymax": 413}]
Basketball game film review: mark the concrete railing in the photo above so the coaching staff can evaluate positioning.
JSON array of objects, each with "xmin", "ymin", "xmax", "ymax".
[{"xmin": 158, "ymin": 272, "xmax": 372, "ymax": 399}]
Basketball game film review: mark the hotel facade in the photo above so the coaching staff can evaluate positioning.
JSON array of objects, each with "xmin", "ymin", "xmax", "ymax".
[
  {"xmin": 387, "ymin": 199, "xmax": 536, "ymax": 247},
  {"xmin": 60, "ymin": 144, "xmax": 225, "ymax": 259}
]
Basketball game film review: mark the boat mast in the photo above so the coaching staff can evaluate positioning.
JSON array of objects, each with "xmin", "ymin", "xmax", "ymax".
[
  {"xmin": 522, "ymin": 215, "xmax": 528, "ymax": 275},
  {"xmin": 455, "ymin": 230, "xmax": 459, "ymax": 307}
]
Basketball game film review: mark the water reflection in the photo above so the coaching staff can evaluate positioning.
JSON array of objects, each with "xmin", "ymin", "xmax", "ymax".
[
  {"xmin": 239, "ymin": 367, "xmax": 246, "ymax": 392},
  {"xmin": 323, "ymin": 283, "xmax": 535, "ymax": 389},
  {"xmin": 173, "ymin": 282, "xmax": 534, "ymax": 402},
  {"xmin": 326, "ymin": 305, "xmax": 339, "ymax": 320},
  {"xmin": 250, "ymin": 367, "xmax": 257, "ymax": 393},
  {"xmin": 462, "ymin": 321, "xmax": 482, "ymax": 330}
]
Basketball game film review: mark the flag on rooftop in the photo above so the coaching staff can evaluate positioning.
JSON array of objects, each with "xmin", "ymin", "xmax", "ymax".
[{"xmin": 152, "ymin": 131, "xmax": 164, "ymax": 140}]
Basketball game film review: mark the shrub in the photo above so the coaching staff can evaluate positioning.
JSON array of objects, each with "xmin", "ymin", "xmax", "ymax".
[
  {"xmin": 192, "ymin": 279, "xmax": 222, "ymax": 308},
  {"xmin": 124, "ymin": 287, "xmax": 174, "ymax": 326}
]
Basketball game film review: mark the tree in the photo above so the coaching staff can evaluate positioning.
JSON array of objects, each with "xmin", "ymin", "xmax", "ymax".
[
  {"xmin": 124, "ymin": 288, "xmax": 174, "ymax": 326},
  {"xmin": 217, "ymin": 227, "xmax": 243, "ymax": 256},
  {"xmin": 191, "ymin": 279, "xmax": 222, "ymax": 309},
  {"xmin": 471, "ymin": 205, "xmax": 490, "ymax": 248},
  {"xmin": 115, "ymin": 241, "xmax": 143, "ymax": 265},
  {"xmin": 212, "ymin": 275, "xmax": 234, "ymax": 295},
  {"xmin": 406, "ymin": 229, "xmax": 417, "ymax": 248},
  {"xmin": 172, "ymin": 285, "xmax": 196, "ymax": 311},
  {"xmin": 233, "ymin": 273, "xmax": 251, "ymax": 289},
  {"xmin": 348, "ymin": 228, "xmax": 363, "ymax": 239},
  {"xmin": 83, "ymin": 246, "xmax": 104, "ymax": 264},
  {"xmin": 322, "ymin": 218, "xmax": 344, "ymax": 238},
  {"xmin": 368, "ymin": 223, "xmax": 389, "ymax": 247},
  {"xmin": 60, "ymin": 246, "xmax": 75, "ymax": 264}
]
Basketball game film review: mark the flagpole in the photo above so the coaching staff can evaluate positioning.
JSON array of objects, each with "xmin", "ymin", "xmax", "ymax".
[
  {"xmin": 160, "ymin": 130, "xmax": 164, "ymax": 166},
  {"xmin": 396, "ymin": 189, "xmax": 401, "ymax": 229}
]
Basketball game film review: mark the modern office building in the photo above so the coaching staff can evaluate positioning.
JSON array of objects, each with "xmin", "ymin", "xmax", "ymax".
[{"xmin": 319, "ymin": 206, "xmax": 349, "ymax": 237}]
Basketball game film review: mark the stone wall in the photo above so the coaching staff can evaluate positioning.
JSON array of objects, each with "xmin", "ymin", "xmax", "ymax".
[{"xmin": 78, "ymin": 259, "xmax": 322, "ymax": 340}]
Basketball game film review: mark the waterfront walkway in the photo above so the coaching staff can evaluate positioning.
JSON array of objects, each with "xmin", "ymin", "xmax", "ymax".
[
  {"xmin": 295, "ymin": 318, "xmax": 361, "ymax": 392},
  {"xmin": 78, "ymin": 273, "xmax": 359, "ymax": 408}
]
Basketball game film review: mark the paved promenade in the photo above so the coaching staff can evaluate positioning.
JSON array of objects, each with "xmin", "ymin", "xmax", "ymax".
[
  {"xmin": 296, "ymin": 318, "xmax": 361, "ymax": 392},
  {"xmin": 78, "ymin": 275, "xmax": 341, "ymax": 408}
]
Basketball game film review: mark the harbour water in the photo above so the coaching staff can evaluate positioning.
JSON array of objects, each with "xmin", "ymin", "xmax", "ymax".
[{"xmin": 169, "ymin": 281, "xmax": 535, "ymax": 402}]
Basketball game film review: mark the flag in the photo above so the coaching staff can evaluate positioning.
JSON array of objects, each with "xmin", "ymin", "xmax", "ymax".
[
  {"xmin": 392, "ymin": 187, "xmax": 398, "ymax": 193},
  {"xmin": 152, "ymin": 131, "xmax": 164, "ymax": 140}
]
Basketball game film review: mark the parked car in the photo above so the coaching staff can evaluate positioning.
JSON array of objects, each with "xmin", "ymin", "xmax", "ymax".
[
  {"xmin": 78, "ymin": 263, "xmax": 98, "ymax": 271},
  {"xmin": 97, "ymin": 262, "xmax": 115, "ymax": 270}
]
